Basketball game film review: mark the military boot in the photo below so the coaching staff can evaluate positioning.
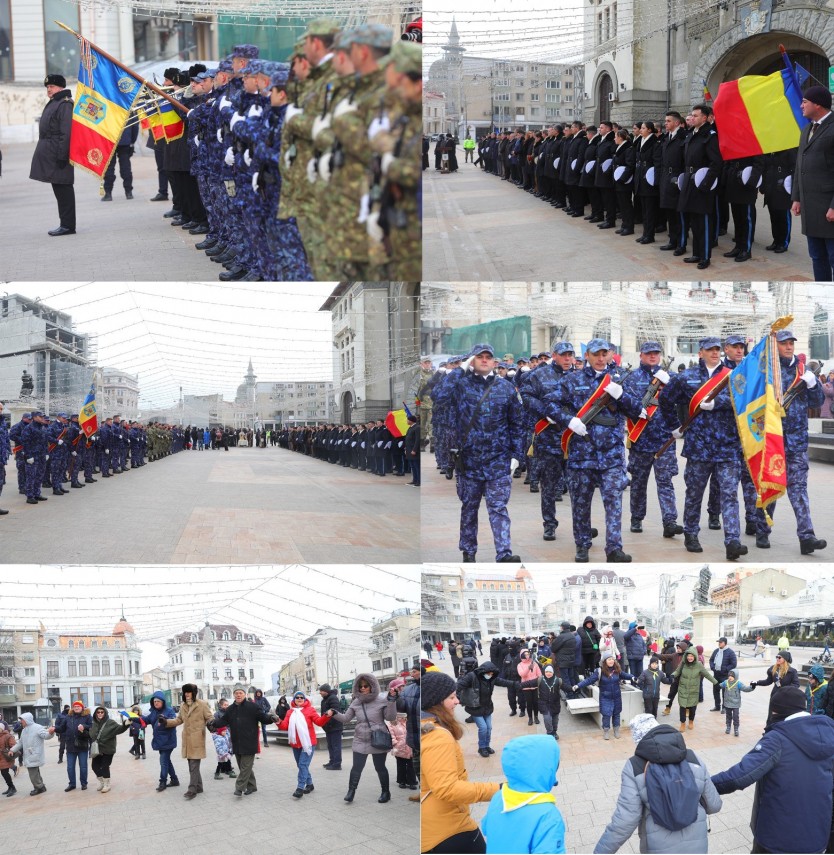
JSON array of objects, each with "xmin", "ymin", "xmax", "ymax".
[{"xmin": 684, "ymin": 534, "xmax": 703, "ymax": 553}]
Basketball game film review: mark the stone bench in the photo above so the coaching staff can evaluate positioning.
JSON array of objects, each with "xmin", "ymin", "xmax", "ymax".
[{"xmin": 565, "ymin": 683, "xmax": 645, "ymax": 728}]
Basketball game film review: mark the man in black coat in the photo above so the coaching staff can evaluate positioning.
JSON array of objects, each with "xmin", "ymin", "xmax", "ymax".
[
  {"xmin": 404, "ymin": 414, "xmax": 420, "ymax": 485},
  {"xmin": 658, "ymin": 111, "xmax": 688, "ymax": 254},
  {"xmin": 30, "ymin": 74, "xmax": 75, "ymax": 236},
  {"xmin": 318, "ymin": 683, "xmax": 343, "ymax": 770},
  {"xmin": 594, "ymin": 121, "xmax": 617, "ymax": 228},
  {"xmin": 791, "ymin": 85, "xmax": 834, "ymax": 279},
  {"xmin": 211, "ymin": 685, "xmax": 277, "ymax": 796},
  {"xmin": 580, "ymin": 126, "xmax": 602, "ymax": 221},
  {"xmin": 102, "ymin": 121, "xmax": 139, "ymax": 201},
  {"xmin": 551, "ymin": 622, "xmax": 578, "ymax": 693}
]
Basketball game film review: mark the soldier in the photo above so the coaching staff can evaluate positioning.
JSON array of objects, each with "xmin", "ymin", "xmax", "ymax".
[
  {"xmin": 0, "ymin": 402, "xmax": 8, "ymax": 515},
  {"xmin": 433, "ymin": 344, "xmax": 525, "ymax": 563},
  {"xmin": 594, "ymin": 120, "xmax": 617, "ymax": 229},
  {"xmin": 621, "ymin": 342, "xmax": 682, "ymax": 538},
  {"xmin": 417, "ymin": 357, "xmax": 434, "ymax": 449},
  {"xmin": 522, "ymin": 341, "xmax": 575, "ymax": 542},
  {"xmin": 99, "ymin": 417, "xmax": 114, "ymax": 477},
  {"xmin": 46, "ymin": 413, "xmax": 70, "ymax": 496},
  {"xmin": 22, "ymin": 412, "xmax": 49, "ymax": 505},
  {"xmin": 722, "ymin": 155, "xmax": 764, "ymax": 262},
  {"xmin": 761, "ymin": 148, "xmax": 796, "ymax": 254},
  {"xmin": 9, "ymin": 411, "xmax": 31, "ymax": 495},
  {"xmin": 660, "ymin": 336, "xmax": 748, "ymax": 560},
  {"xmin": 82, "ymin": 427, "xmax": 98, "ymax": 484},
  {"xmin": 101, "ymin": 121, "xmax": 138, "ymax": 202},
  {"xmin": 543, "ymin": 339, "xmax": 642, "ymax": 563},
  {"xmin": 65, "ymin": 413, "xmax": 85, "ymax": 489},
  {"xmin": 755, "ymin": 329, "xmax": 826, "ymax": 554},
  {"xmin": 580, "ymin": 126, "xmax": 602, "ymax": 223}
]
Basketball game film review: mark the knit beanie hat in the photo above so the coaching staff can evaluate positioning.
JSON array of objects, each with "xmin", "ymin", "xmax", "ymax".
[
  {"xmin": 769, "ymin": 686, "xmax": 806, "ymax": 720},
  {"xmin": 544, "ymin": 665, "xmax": 554, "ymax": 675},
  {"xmin": 420, "ymin": 672, "xmax": 456, "ymax": 711},
  {"xmin": 630, "ymin": 713, "xmax": 661, "ymax": 744},
  {"xmin": 775, "ymin": 650, "xmax": 792, "ymax": 664},
  {"xmin": 804, "ymin": 85, "xmax": 832, "ymax": 110},
  {"xmin": 649, "ymin": 655, "xmax": 661, "ymax": 665}
]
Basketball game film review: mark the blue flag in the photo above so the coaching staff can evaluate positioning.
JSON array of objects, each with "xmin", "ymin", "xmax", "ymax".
[{"xmin": 795, "ymin": 62, "xmax": 810, "ymax": 87}]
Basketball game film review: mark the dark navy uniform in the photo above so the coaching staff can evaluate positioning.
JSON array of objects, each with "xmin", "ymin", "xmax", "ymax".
[
  {"xmin": 22, "ymin": 413, "xmax": 49, "ymax": 502},
  {"xmin": 9, "ymin": 414, "xmax": 31, "ymax": 494},
  {"xmin": 678, "ymin": 121, "xmax": 722, "ymax": 267},
  {"xmin": 761, "ymin": 148, "xmax": 796, "ymax": 252},
  {"xmin": 722, "ymin": 155, "xmax": 763, "ymax": 260}
]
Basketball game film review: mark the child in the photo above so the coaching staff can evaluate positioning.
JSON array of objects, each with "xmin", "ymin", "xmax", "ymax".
[
  {"xmin": 211, "ymin": 726, "xmax": 235, "ymax": 779},
  {"xmin": 573, "ymin": 654, "xmax": 635, "ymax": 740},
  {"xmin": 482, "ymin": 734, "xmax": 566, "ymax": 854},
  {"xmin": 521, "ymin": 664, "xmax": 562, "ymax": 740},
  {"xmin": 805, "ymin": 664, "xmax": 828, "ymax": 715},
  {"xmin": 517, "ymin": 649, "xmax": 543, "ymax": 726},
  {"xmin": 720, "ymin": 668, "xmax": 753, "ymax": 737},
  {"xmin": 127, "ymin": 707, "xmax": 146, "ymax": 759},
  {"xmin": 636, "ymin": 655, "xmax": 671, "ymax": 717},
  {"xmin": 387, "ymin": 712, "xmax": 417, "ymax": 789}
]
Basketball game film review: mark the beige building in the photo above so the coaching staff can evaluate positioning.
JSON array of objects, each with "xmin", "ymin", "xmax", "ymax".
[
  {"xmin": 370, "ymin": 609, "xmax": 421, "ymax": 686},
  {"xmin": 424, "ymin": 91, "xmax": 447, "ymax": 136},
  {"xmin": 141, "ymin": 667, "xmax": 170, "ymax": 701},
  {"xmin": 0, "ymin": 627, "xmax": 42, "ymax": 721},
  {"xmin": 277, "ymin": 628, "xmax": 373, "ymax": 698},
  {"xmin": 101, "ymin": 367, "xmax": 140, "ymax": 420},
  {"xmin": 422, "ymin": 567, "xmax": 475, "ymax": 642}
]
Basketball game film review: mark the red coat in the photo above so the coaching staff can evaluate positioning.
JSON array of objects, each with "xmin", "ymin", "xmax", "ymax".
[{"xmin": 277, "ymin": 699, "xmax": 329, "ymax": 748}]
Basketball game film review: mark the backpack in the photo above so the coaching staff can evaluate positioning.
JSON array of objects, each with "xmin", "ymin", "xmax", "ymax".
[
  {"xmin": 630, "ymin": 751, "xmax": 700, "ymax": 832},
  {"xmin": 457, "ymin": 677, "xmax": 481, "ymax": 710}
]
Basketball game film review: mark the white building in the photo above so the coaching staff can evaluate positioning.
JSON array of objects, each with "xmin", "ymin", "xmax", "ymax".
[
  {"xmin": 277, "ymin": 628, "xmax": 373, "ymax": 698},
  {"xmin": 255, "ymin": 380, "xmax": 334, "ymax": 429},
  {"xmin": 370, "ymin": 608, "xmax": 421, "ymax": 686},
  {"xmin": 421, "ymin": 567, "xmax": 474, "ymax": 642},
  {"xmin": 554, "ymin": 570, "xmax": 637, "ymax": 632},
  {"xmin": 749, "ymin": 575, "xmax": 834, "ymax": 638},
  {"xmin": 40, "ymin": 616, "xmax": 143, "ymax": 713},
  {"xmin": 141, "ymin": 667, "xmax": 170, "ymax": 701},
  {"xmin": 101, "ymin": 367, "xmax": 139, "ymax": 420},
  {"xmin": 166, "ymin": 623, "xmax": 267, "ymax": 706},
  {"xmin": 464, "ymin": 567, "xmax": 539, "ymax": 639}
]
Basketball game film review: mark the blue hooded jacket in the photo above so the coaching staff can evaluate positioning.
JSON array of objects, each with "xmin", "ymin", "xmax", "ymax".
[
  {"xmin": 482, "ymin": 735, "xmax": 566, "ymax": 854},
  {"xmin": 145, "ymin": 691, "xmax": 177, "ymax": 752}
]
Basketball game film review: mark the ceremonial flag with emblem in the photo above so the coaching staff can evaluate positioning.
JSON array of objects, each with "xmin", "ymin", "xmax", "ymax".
[
  {"xmin": 69, "ymin": 42, "xmax": 143, "ymax": 177},
  {"xmin": 79, "ymin": 382, "xmax": 98, "ymax": 438},
  {"xmin": 713, "ymin": 47, "xmax": 809, "ymax": 159},
  {"xmin": 385, "ymin": 408, "xmax": 409, "ymax": 438},
  {"xmin": 139, "ymin": 99, "xmax": 184, "ymax": 143},
  {"xmin": 728, "ymin": 322, "xmax": 790, "ymax": 514}
]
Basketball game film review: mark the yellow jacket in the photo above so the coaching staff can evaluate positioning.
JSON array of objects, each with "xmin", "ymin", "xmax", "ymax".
[
  {"xmin": 420, "ymin": 715, "xmax": 500, "ymax": 852},
  {"xmin": 463, "ymin": 138, "xmax": 476, "ymax": 150}
]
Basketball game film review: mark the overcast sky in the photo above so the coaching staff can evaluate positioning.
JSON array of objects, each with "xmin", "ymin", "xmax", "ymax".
[
  {"xmin": 0, "ymin": 565, "xmax": 420, "ymax": 672},
  {"xmin": 8, "ymin": 283, "xmax": 336, "ymax": 410}
]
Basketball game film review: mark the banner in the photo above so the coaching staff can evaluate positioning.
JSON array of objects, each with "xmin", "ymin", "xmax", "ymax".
[
  {"xmin": 385, "ymin": 409, "xmax": 409, "ymax": 438},
  {"xmin": 79, "ymin": 382, "xmax": 98, "ymax": 438}
]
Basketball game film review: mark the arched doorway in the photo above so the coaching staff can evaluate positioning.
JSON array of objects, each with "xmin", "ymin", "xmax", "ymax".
[
  {"xmin": 598, "ymin": 73, "xmax": 613, "ymax": 123},
  {"xmin": 342, "ymin": 390, "xmax": 353, "ymax": 425}
]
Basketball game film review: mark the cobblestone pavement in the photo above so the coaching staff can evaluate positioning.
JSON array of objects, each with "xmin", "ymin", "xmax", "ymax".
[
  {"xmin": 423, "ymin": 154, "xmax": 813, "ymax": 282},
  {"xmin": 0, "ymin": 447, "xmax": 419, "ymax": 564}
]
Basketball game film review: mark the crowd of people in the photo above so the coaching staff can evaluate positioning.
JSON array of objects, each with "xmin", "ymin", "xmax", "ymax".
[
  {"xmin": 460, "ymin": 86, "xmax": 834, "ymax": 279},
  {"xmin": 32, "ymin": 17, "xmax": 422, "ymax": 282},
  {"xmin": 0, "ymin": 405, "xmax": 187, "ymax": 512},
  {"xmin": 277, "ymin": 417, "xmax": 421, "ymax": 484},
  {"xmin": 421, "ymin": 327, "xmax": 825, "ymax": 563},
  {"xmin": 420, "ymin": 629, "xmax": 834, "ymax": 854}
]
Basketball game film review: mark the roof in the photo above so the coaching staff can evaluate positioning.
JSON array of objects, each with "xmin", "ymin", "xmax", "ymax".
[
  {"xmin": 170, "ymin": 623, "xmax": 263, "ymax": 646},
  {"xmin": 319, "ymin": 283, "xmax": 354, "ymax": 312},
  {"xmin": 563, "ymin": 571, "xmax": 634, "ymax": 586}
]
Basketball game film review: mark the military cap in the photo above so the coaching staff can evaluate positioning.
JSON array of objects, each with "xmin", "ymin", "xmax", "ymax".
[
  {"xmin": 723, "ymin": 333, "xmax": 746, "ymax": 346},
  {"xmin": 438, "ymin": 361, "xmax": 447, "ymax": 368},
  {"xmin": 346, "ymin": 22, "xmax": 393, "ymax": 50},
  {"xmin": 270, "ymin": 63, "xmax": 290, "ymax": 89},
  {"xmin": 586, "ymin": 338, "xmax": 610, "ymax": 353},
  {"xmin": 305, "ymin": 17, "xmax": 341, "ymax": 38},
  {"xmin": 775, "ymin": 329, "xmax": 797, "ymax": 342},
  {"xmin": 57, "ymin": 412, "xmax": 68, "ymax": 419},
  {"xmin": 198, "ymin": 68, "xmax": 218, "ymax": 80},
  {"xmin": 553, "ymin": 341, "xmax": 575, "ymax": 355},
  {"xmin": 31, "ymin": 411, "xmax": 43, "ymax": 418},
  {"xmin": 468, "ymin": 343, "xmax": 495, "ymax": 357},
  {"xmin": 44, "ymin": 74, "xmax": 66, "ymax": 88},
  {"xmin": 332, "ymin": 28, "xmax": 355, "ymax": 51},
  {"xmin": 188, "ymin": 63, "xmax": 207, "ymax": 79},
  {"xmin": 240, "ymin": 59, "xmax": 263, "ymax": 75},
  {"xmin": 22, "ymin": 413, "xmax": 32, "ymax": 419},
  {"xmin": 640, "ymin": 341, "xmax": 662, "ymax": 353},
  {"xmin": 163, "ymin": 67, "xmax": 181, "ymax": 82},
  {"xmin": 232, "ymin": 44, "xmax": 260, "ymax": 59},
  {"xmin": 502, "ymin": 353, "xmax": 514, "ymax": 362},
  {"xmin": 699, "ymin": 336, "xmax": 722, "ymax": 350},
  {"xmin": 70, "ymin": 414, "xmax": 80, "ymax": 421},
  {"xmin": 537, "ymin": 352, "xmax": 550, "ymax": 360},
  {"xmin": 516, "ymin": 357, "xmax": 529, "ymax": 365},
  {"xmin": 380, "ymin": 40, "xmax": 421, "ymax": 75},
  {"xmin": 217, "ymin": 59, "xmax": 234, "ymax": 73}
]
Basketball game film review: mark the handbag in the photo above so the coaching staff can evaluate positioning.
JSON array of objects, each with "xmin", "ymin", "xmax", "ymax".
[
  {"xmin": 361, "ymin": 703, "xmax": 393, "ymax": 751},
  {"xmin": 90, "ymin": 739, "xmax": 100, "ymax": 758}
]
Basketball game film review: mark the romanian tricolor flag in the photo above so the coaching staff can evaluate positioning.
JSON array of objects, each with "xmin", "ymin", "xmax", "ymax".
[
  {"xmin": 69, "ymin": 43, "xmax": 142, "ymax": 177},
  {"xmin": 79, "ymin": 382, "xmax": 98, "ymax": 438},
  {"xmin": 385, "ymin": 408, "xmax": 409, "ymax": 438},
  {"xmin": 728, "ymin": 319, "xmax": 792, "ymax": 517},
  {"xmin": 141, "ymin": 99, "xmax": 185, "ymax": 143},
  {"xmin": 713, "ymin": 50, "xmax": 809, "ymax": 160}
]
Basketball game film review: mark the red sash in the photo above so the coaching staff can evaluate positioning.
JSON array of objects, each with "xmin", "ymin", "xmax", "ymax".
[
  {"xmin": 47, "ymin": 427, "xmax": 67, "ymax": 454},
  {"xmin": 12, "ymin": 445, "xmax": 23, "ymax": 455},
  {"xmin": 781, "ymin": 360, "xmax": 804, "ymax": 409},
  {"xmin": 687, "ymin": 367, "xmax": 730, "ymax": 419},
  {"xmin": 561, "ymin": 375, "xmax": 611, "ymax": 457},
  {"xmin": 72, "ymin": 433, "xmax": 83, "ymax": 447}
]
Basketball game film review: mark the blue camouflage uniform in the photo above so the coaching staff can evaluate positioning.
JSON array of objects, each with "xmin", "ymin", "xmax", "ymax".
[
  {"xmin": 659, "ymin": 341, "xmax": 744, "ymax": 550},
  {"xmin": 430, "ymin": 364, "xmax": 455, "ymax": 473},
  {"xmin": 66, "ymin": 418, "xmax": 84, "ymax": 486},
  {"xmin": 99, "ymin": 421, "xmax": 113, "ymax": 476},
  {"xmin": 47, "ymin": 416, "xmax": 70, "ymax": 492},
  {"xmin": 434, "ymin": 346, "xmax": 525, "ymax": 561},
  {"xmin": 543, "ymin": 346, "xmax": 642, "ymax": 559},
  {"xmin": 9, "ymin": 415, "xmax": 31, "ymax": 494},
  {"xmin": 22, "ymin": 414, "xmax": 49, "ymax": 500},
  {"xmin": 620, "ymin": 349, "xmax": 681, "ymax": 530},
  {"xmin": 0, "ymin": 410, "xmax": 9, "ymax": 502},
  {"xmin": 82, "ymin": 431, "xmax": 97, "ymax": 482}
]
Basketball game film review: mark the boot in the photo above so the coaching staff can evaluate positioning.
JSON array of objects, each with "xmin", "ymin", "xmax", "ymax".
[
  {"xmin": 96, "ymin": 777, "xmax": 104, "ymax": 792},
  {"xmin": 344, "ymin": 772, "xmax": 361, "ymax": 802},
  {"xmin": 4, "ymin": 785, "xmax": 15, "ymax": 797},
  {"xmin": 227, "ymin": 770, "xmax": 237, "ymax": 778},
  {"xmin": 156, "ymin": 781, "xmax": 167, "ymax": 792},
  {"xmin": 603, "ymin": 728, "xmax": 610, "ymax": 740},
  {"xmin": 613, "ymin": 726, "xmax": 621, "ymax": 739},
  {"xmin": 734, "ymin": 728, "xmax": 739, "ymax": 737},
  {"xmin": 534, "ymin": 715, "xmax": 540, "ymax": 724},
  {"xmin": 214, "ymin": 772, "xmax": 223, "ymax": 780},
  {"xmin": 679, "ymin": 722, "xmax": 686, "ymax": 731},
  {"xmin": 378, "ymin": 790, "xmax": 391, "ymax": 803},
  {"xmin": 684, "ymin": 533, "xmax": 703, "ymax": 553},
  {"xmin": 725, "ymin": 725, "xmax": 731, "ymax": 734},
  {"xmin": 687, "ymin": 720, "xmax": 694, "ymax": 730},
  {"xmin": 101, "ymin": 779, "xmax": 111, "ymax": 793}
]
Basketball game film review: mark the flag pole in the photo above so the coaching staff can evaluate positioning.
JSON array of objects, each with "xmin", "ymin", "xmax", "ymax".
[{"xmin": 55, "ymin": 20, "xmax": 189, "ymax": 114}]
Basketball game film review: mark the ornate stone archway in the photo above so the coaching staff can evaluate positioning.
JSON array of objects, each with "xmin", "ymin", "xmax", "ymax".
[
  {"xmin": 691, "ymin": 10, "xmax": 834, "ymax": 106},
  {"xmin": 589, "ymin": 61, "xmax": 619, "ymax": 123}
]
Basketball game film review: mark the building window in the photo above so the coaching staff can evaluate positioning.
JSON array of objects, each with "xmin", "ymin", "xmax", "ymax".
[
  {"xmin": 116, "ymin": 687, "xmax": 124, "ymax": 707},
  {"xmin": 530, "ymin": 94, "xmax": 539, "ymax": 102},
  {"xmin": 68, "ymin": 640, "xmax": 74, "ymax": 649},
  {"xmin": 47, "ymin": 661, "xmax": 59, "ymax": 679},
  {"xmin": 115, "ymin": 659, "xmax": 123, "ymax": 676},
  {"xmin": 102, "ymin": 659, "xmax": 110, "ymax": 676},
  {"xmin": 68, "ymin": 660, "xmax": 77, "ymax": 677},
  {"xmin": 238, "ymin": 669, "xmax": 246, "ymax": 680},
  {"xmin": 545, "ymin": 93, "xmax": 561, "ymax": 104},
  {"xmin": 225, "ymin": 668, "xmax": 232, "ymax": 680},
  {"xmin": 78, "ymin": 659, "xmax": 87, "ymax": 676},
  {"xmin": 195, "ymin": 670, "xmax": 203, "ymax": 679},
  {"xmin": 44, "ymin": 0, "xmax": 80, "ymax": 79},
  {"xmin": 212, "ymin": 669, "xmax": 219, "ymax": 680},
  {"xmin": 382, "ymin": 657, "xmax": 393, "ymax": 669},
  {"xmin": 92, "ymin": 659, "xmax": 100, "ymax": 677},
  {"xmin": 25, "ymin": 684, "xmax": 36, "ymax": 694},
  {"xmin": 78, "ymin": 640, "xmax": 85, "ymax": 649},
  {"xmin": 372, "ymin": 660, "xmax": 381, "ymax": 672},
  {"xmin": 546, "ymin": 80, "xmax": 561, "ymax": 89},
  {"xmin": 530, "ymin": 107, "xmax": 540, "ymax": 117},
  {"xmin": 24, "ymin": 668, "xmax": 35, "ymax": 677}
]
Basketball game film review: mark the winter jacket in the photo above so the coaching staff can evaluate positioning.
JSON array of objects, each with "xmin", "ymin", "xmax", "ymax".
[
  {"xmin": 421, "ymin": 712, "xmax": 501, "ymax": 853},
  {"xmin": 9, "ymin": 714, "xmax": 54, "ymax": 768},
  {"xmin": 579, "ymin": 617, "xmax": 601, "ymax": 654},
  {"xmin": 755, "ymin": 664, "xmax": 800, "ymax": 697},
  {"xmin": 253, "ymin": 690, "xmax": 271, "ymax": 716},
  {"xmin": 599, "ymin": 631, "xmax": 621, "ymax": 662},
  {"xmin": 517, "ymin": 651, "xmax": 542, "ymax": 691},
  {"xmin": 520, "ymin": 674, "xmax": 563, "ymax": 716},
  {"xmin": 387, "ymin": 717, "xmax": 412, "ymax": 759},
  {"xmin": 672, "ymin": 656, "xmax": 717, "ymax": 708},
  {"xmin": 213, "ymin": 698, "xmax": 275, "ymax": 756},
  {"xmin": 457, "ymin": 662, "xmax": 517, "ymax": 717},
  {"xmin": 482, "ymin": 735, "xmax": 566, "ymax": 854},
  {"xmin": 720, "ymin": 670, "xmax": 754, "ymax": 710},
  {"xmin": 574, "ymin": 632, "xmax": 583, "ymax": 666},
  {"xmin": 805, "ymin": 665, "xmax": 829, "ymax": 715},
  {"xmin": 277, "ymin": 698, "xmax": 329, "ymax": 748},
  {"xmin": 712, "ymin": 713, "xmax": 834, "ymax": 853},
  {"xmin": 55, "ymin": 709, "xmax": 93, "ymax": 753},
  {"xmin": 331, "ymin": 673, "xmax": 397, "ymax": 755},
  {"xmin": 211, "ymin": 729, "xmax": 232, "ymax": 762},
  {"xmin": 89, "ymin": 710, "xmax": 130, "ymax": 755},
  {"xmin": 611, "ymin": 626, "xmax": 627, "ymax": 662},
  {"xmin": 624, "ymin": 623, "xmax": 647, "ymax": 659},
  {"xmin": 30, "ymin": 89, "xmax": 75, "ymax": 185},
  {"xmin": 165, "ymin": 697, "xmax": 213, "ymax": 759},
  {"xmin": 636, "ymin": 666, "xmax": 671, "ymax": 700},
  {"xmin": 576, "ymin": 669, "xmax": 635, "ymax": 718},
  {"xmin": 708, "ymin": 644, "xmax": 738, "ymax": 679},
  {"xmin": 595, "ymin": 724, "xmax": 722, "ymax": 854},
  {"xmin": 551, "ymin": 630, "xmax": 576, "ymax": 671},
  {"xmin": 398, "ymin": 681, "xmax": 420, "ymax": 749},
  {"xmin": 145, "ymin": 692, "xmax": 177, "ymax": 752},
  {"xmin": 0, "ymin": 729, "xmax": 16, "ymax": 769},
  {"xmin": 320, "ymin": 688, "xmax": 344, "ymax": 732}
]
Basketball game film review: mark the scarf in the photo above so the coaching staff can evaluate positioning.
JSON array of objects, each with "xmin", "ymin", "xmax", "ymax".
[
  {"xmin": 501, "ymin": 785, "xmax": 556, "ymax": 813},
  {"xmin": 287, "ymin": 706, "xmax": 313, "ymax": 755}
]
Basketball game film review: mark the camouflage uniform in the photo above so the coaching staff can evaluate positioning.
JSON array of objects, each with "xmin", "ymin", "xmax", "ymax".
[
  {"xmin": 417, "ymin": 365, "xmax": 434, "ymax": 446},
  {"xmin": 9, "ymin": 415, "xmax": 32, "ymax": 494}
]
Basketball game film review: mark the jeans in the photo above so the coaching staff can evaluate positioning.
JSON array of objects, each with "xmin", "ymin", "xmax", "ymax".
[
  {"xmin": 725, "ymin": 708, "xmax": 740, "ymax": 730},
  {"xmin": 292, "ymin": 746, "xmax": 313, "ymax": 789},
  {"xmin": 629, "ymin": 658, "xmax": 643, "ymax": 681},
  {"xmin": 437, "ymin": 650, "xmax": 444, "ymax": 659},
  {"xmin": 158, "ymin": 748, "xmax": 177, "ymax": 783},
  {"xmin": 541, "ymin": 711, "xmax": 559, "ymax": 736},
  {"xmin": 806, "ymin": 235, "xmax": 834, "ymax": 281},
  {"xmin": 66, "ymin": 750, "xmax": 88, "ymax": 787},
  {"xmin": 601, "ymin": 712, "xmax": 621, "ymax": 729},
  {"xmin": 471, "ymin": 714, "xmax": 493, "ymax": 749},
  {"xmin": 325, "ymin": 727, "xmax": 342, "ymax": 766}
]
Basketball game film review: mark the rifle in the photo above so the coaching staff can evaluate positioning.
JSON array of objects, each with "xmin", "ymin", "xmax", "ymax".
[
  {"xmin": 638, "ymin": 356, "xmax": 674, "ymax": 410},
  {"xmin": 654, "ymin": 368, "xmax": 731, "ymax": 459},
  {"xmin": 47, "ymin": 427, "xmax": 67, "ymax": 454},
  {"xmin": 626, "ymin": 357, "xmax": 674, "ymax": 445},
  {"xmin": 781, "ymin": 357, "xmax": 807, "ymax": 412}
]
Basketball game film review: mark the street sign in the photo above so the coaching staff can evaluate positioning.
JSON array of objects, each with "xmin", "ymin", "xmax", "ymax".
[{"xmin": 829, "ymin": 66, "xmax": 834, "ymax": 93}]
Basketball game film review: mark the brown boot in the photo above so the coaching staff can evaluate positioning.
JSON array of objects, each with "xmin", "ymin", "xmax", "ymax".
[
  {"xmin": 679, "ymin": 722, "xmax": 686, "ymax": 732},
  {"xmin": 687, "ymin": 721, "xmax": 694, "ymax": 730}
]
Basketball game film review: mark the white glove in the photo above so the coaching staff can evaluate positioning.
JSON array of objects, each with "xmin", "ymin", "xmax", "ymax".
[
  {"xmin": 398, "ymin": 441, "xmax": 404, "ymax": 448},
  {"xmin": 26, "ymin": 457, "xmax": 34, "ymax": 465},
  {"xmin": 318, "ymin": 154, "xmax": 332, "ymax": 182},
  {"xmin": 462, "ymin": 354, "xmax": 476, "ymax": 372},
  {"xmin": 654, "ymin": 369, "xmax": 670, "ymax": 385},
  {"xmin": 351, "ymin": 442, "xmax": 356, "ymax": 447},
  {"xmin": 230, "ymin": 112, "xmax": 244, "ymax": 129},
  {"xmin": 252, "ymin": 172, "xmax": 259, "ymax": 192},
  {"xmin": 606, "ymin": 382, "xmax": 623, "ymax": 400},
  {"xmin": 639, "ymin": 408, "xmax": 648, "ymax": 420},
  {"xmin": 243, "ymin": 151, "xmax": 252, "ymax": 166},
  {"xmin": 218, "ymin": 95, "xmax": 231, "ymax": 111},
  {"xmin": 672, "ymin": 428, "xmax": 684, "ymax": 439},
  {"xmin": 284, "ymin": 103, "xmax": 303, "ymax": 123},
  {"xmin": 216, "ymin": 128, "xmax": 223, "ymax": 143},
  {"xmin": 366, "ymin": 210, "xmax": 383, "ymax": 242},
  {"xmin": 380, "ymin": 151, "xmax": 395, "ymax": 175},
  {"xmin": 699, "ymin": 398, "xmax": 715, "ymax": 411},
  {"xmin": 105, "ymin": 449, "xmax": 110, "ymax": 455},
  {"xmin": 368, "ymin": 115, "xmax": 391, "ymax": 140},
  {"xmin": 283, "ymin": 148, "xmax": 293, "ymax": 169},
  {"xmin": 333, "ymin": 97, "xmax": 356, "ymax": 119},
  {"xmin": 224, "ymin": 147, "xmax": 235, "ymax": 166},
  {"xmin": 247, "ymin": 104, "xmax": 263, "ymax": 118},
  {"xmin": 57, "ymin": 439, "xmax": 64, "ymax": 445},
  {"xmin": 384, "ymin": 441, "xmax": 392, "ymax": 449},
  {"xmin": 71, "ymin": 451, "xmax": 77, "ymax": 457},
  {"xmin": 377, "ymin": 441, "xmax": 383, "ymax": 448},
  {"xmin": 568, "ymin": 416, "xmax": 588, "ymax": 437},
  {"xmin": 357, "ymin": 193, "xmax": 370, "ymax": 224},
  {"xmin": 546, "ymin": 417, "xmax": 558, "ymax": 425},
  {"xmin": 510, "ymin": 458, "xmax": 520, "ymax": 475},
  {"xmin": 311, "ymin": 114, "xmax": 331, "ymax": 139},
  {"xmin": 187, "ymin": 109, "xmax": 194, "ymax": 118},
  {"xmin": 361, "ymin": 442, "xmax": 365, "ymax": 449},
  {"xmin": 193, "ymin": 135, "xmax": 199, "ymax": 147},
  {"xmin": 802, "ymin": 370, "xmax": 817, "ymax": 388},
  {"xmin": 306, "ymin": 157, "xmax": 318, "ymax": 183},
  {"xmin": 45, "ymin": 455, "xmax": 49, "ymax": 462}
]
